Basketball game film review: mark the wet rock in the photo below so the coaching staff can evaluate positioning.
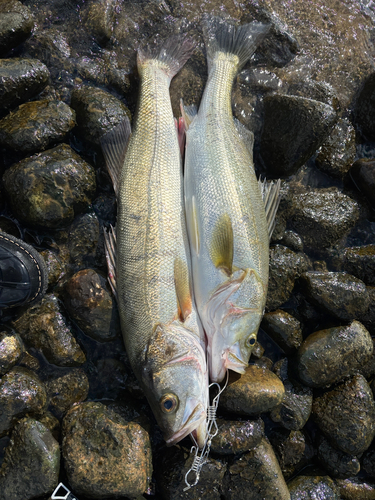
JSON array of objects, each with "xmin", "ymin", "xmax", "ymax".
[
  {"xmin": 349, "ymin": 158, "xmax": 375, "ymax": 206},
  {"xmin": 289, "ymin": 473, "xmax": 340, "ymax": 500},
  {"xmin": 261, "ymin": 310, "xmax": 303, "ymax": 354},
  {"xmin": 361, "ymin": 339, "xmax": 375, "ymax": 379},
  {"xmin": 312, "ymin": 374, "xmax": 375, "ymax": 455},
  {"xmin": 290, "ymin": 187, "xmax": 360, "ymax": 250},
  {"xmin": 0, "ymin": 367, "xmax": 47, "ymax": 436},
  {"xmin": 287, "ymin": 79, "xmax": 339, "ymax": 109},
  {"xmin": 260, "ymin": 94, "xmax": 337, "ymax": 177},
  {"xmin": 273, "ymin": 357, "xmax": 289, "ymax": 382},
  {"xmin": 253, "ymin": 356, "xmax": 273, "ymax": 371},
  {"xmin": 81, "ymin": 0, "xmax": 117, "ymax": 45},
  {"xmin": 0, "ymin": 0, "xmax": 34, "ymax": 56},
  {"xmin": 224, "ymin": 438, "xmax": 290, "ymax": 500},
  {"xmin": 220, "ymin": 365, "xmax": 285, "ymax": 416},
  {"xmin": 336, "ymin": 478, "xmax": 375, "ymax": 500},
  {"xmin": 0, "ymin": 331, "xmax": 24, "ymax": 375},
  {"xmin": 363, "ymin": 445, "xmax": 375, "ymax": 478},
  {"xmin": 0, "ymin": 99, "xmax": 75, "ymax": 153},
  {"xmin": 40, "ymin": 247, "xmax": 68, "ymax": 289},
  {"xmin": 0, "ymin": 58, "xmax": 49, "ymax": 111},
  {"xmin": 13, "ymin": 294, "xmax": 86, "ymax": 367},
  {"xmin": 211, "ymin": 418, "xmax": 264, "ymax": 456},
  {"xmin": 270, "ymin": 379, "xmax": 313, "ymax": 431},
  {"xmin": 46, "ymin": 369, "xmax": 89, "ymax": 419},
  {"xmin": 70, "ymin": 85, "xmax": 130, "ymax": 149},
  {"xmin": 62, "ymin": 269, "xmax": 120, "ymax": 342},
  {"xmin": 354, "ymin": 72, "xmax": 375, "ymax": 142},
  {"xmin": 342, "ymin": 245, "xmax": 375, "ymax": 286},
  {"xmin": 17, "ymin": 351, "xmax": 40, "ymax": 371},
  {"xmin": 278, "ymin": 229, "xmax": 304, "ymax": 252},
  {"xmin": 267, "ymin": 245, "xmax": 310, "ymax": 310},
  {"xmin": 269, "ymin": 429, "xmax": 314, "ymax": 480},
  {"xmin": 68, "ymin": 211, "xmax": 100, "ymax": 270},
  {"xmin": 300, "ymin": 272, "xmax": 370, "ymax": 321},
  {"xmin": 315, "ymin": 118, "xmax": 356, "ymax": 178},
  {"xmin": 361, "ymin": 287, "xmax": 375, "ymax": 336},
  {"xmin": 238, "ymin": 68, "xmax": 283, "ymax": 93},
  {"xmin": 250, "ymin": 340, "xmax": 265, "ymax": 360},
  {"xmin": 62, "ymin": 401, "xmax": 152, "ymax": 499},
  {"xmin": 317, "ymin": 434, "xmax": 360, "ymax": 479},
  {"xmin": 89, "ymin": 358, "xmax": 128, "ymax": 401},
  {"xmin": 3, "ymin": 143, "xmax": 96, "ymax": 229},
  {"xmin": 297, "ymin": 321, "xmax": 373, "ymax": 388},
  {"xmin": 0, "ymin": 418, "xmax": 60, "ymax": 500}
]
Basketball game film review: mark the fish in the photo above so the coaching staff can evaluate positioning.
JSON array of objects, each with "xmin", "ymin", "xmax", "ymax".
[
  {"xmin": 101, "ymin": 36, "xmax": 209, "ymax": 447},
  {"xmin": 183, "ymin": 17, "xmax": 280, "ymax": 383}
]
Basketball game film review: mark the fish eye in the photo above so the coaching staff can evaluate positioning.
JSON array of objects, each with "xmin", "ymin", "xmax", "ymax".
[
  {"xmin": 246, "ymin": 334, "xmax": 257, "ymax": 348},
  {"xmin": 160, "ymin": 393, "xmax": 179, "ymax": 414}
]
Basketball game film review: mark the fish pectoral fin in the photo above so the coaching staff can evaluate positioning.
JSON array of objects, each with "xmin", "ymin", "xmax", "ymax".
[
  {"xmin": 104, "ymin": 224, "xmax": 117, "ymax": 299},
  {"xmin": 186, "ymin": 195, "xmax": 200, "ymax": 255},
  {"xmin": 174, "ymin": 257, "xmax": 193, "ymax": 322},
  {"xmin": 210, "ymin": 214, "xmax": 234, "ymax": 276},
  {"xmin": 258, "ymin": 178, "xmax": 281, "ymax": 240},
  {"xmin": 100, "ymin": 117, "xmax": 132, "ymax": 197},
  {"xmin": 180, "ymin": 99, "xmax": 198, "ymax": 130}
]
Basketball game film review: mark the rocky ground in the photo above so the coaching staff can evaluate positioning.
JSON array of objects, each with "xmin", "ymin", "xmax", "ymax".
[{"xmin": 0, "ymin": 0, "xmax": 375, "ymax": 499}]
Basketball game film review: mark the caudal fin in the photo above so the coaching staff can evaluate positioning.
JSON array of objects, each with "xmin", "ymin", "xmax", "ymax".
[{"xmin": 202, "ymin": 16, "xmax": 270, "ymax": 73}]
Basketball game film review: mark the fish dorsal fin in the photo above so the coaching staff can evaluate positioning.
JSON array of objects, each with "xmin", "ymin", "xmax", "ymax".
[
  {"xmin": 174, "ymin": 257, "xmax": 193, "ymax": 322},
  {"xmin": 210, "ymin": 214, "xmax": 234, "ymax": 276},
  {"xmin": 104, "ymin": 224, "xmax": 117, "ymax": 299},
  {"xmin": 186, "ymin": 195, "xmax": 200, "ymax": 255},
  {"xmin": 258, "ymin": 178, "xmax": 281, "ymax": 240},
  {"xmin": 234, "ymin": 118, "xmax": 254, "ymax": 157},
  {"xmin": 180, "ymin": 99, "xmax": 198, "ymax": 130},
  {"xmin": 100, "ymin": 117, "xmax": 131, "ymax": 197}
]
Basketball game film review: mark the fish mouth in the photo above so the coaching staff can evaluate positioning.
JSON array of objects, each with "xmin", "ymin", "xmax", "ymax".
[
  {"xmin": 225, "ymin": 342, "xmax": 248, "ymax": 373},
  {"xmin": 165, "ymin": 399, "xmax": 207, "ymax": 447}
]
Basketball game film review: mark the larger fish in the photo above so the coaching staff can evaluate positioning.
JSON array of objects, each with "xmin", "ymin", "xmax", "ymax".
[
  {"xmin": 183, "ymin": 18, "xmax": 280, "ymax": 383},
  {"xmin": 101, "ymin": 37, "xmax": 209, "ymax": 447}
]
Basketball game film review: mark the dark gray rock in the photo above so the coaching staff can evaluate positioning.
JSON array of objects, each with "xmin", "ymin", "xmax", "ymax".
[
  {"xmin": 317, "ymin": 435, "xmax": 360, "ymax": 479},
  {"xmin": 363, "ymin": 445, "xmax": 375, "ymax": 478},
  {"xmin": 287, "ymin": 79, "xmax": 339, "ymax": 109},
  {"xmin": 335, "ymin": 478, "xmax": 375, "ymax": 500},
  {"xmin": 210, "ymin": 418, "xmax": 264, "ymax": 456},
  {"xmin": 3, "ymin": 143, "xmax": 96, "ymax": 229},
  {"xmin": 289, "ymin": 473, "xmax": 340, "ymax": 500},
  {"xmin": 261, "ymin": 310, "xmax": 303, "ymax": 354},
  {"xmin": 0, "ymin": 99, "xmax": 75, "ymax": 153},
  {"xmin": 40, "ymin": 246, "xmax": 69, "ymax": 289},
  {"xmin": 68, "ymin": 211, "xmax": 100, "ymax": 270},
  {"xmin": 0, "ymin": 367, "xmax": 47, "ymax": 436},
  {"xmin": 0, "ymin": 58, "xmax": 49, "ymax": 111},
  {"xmin": 312, "ymin": 374, "xmax": 375, "ymax": 455},
  {"xmin": 270, "ymin": 379, "xmax": 313, "ymax": 431},
  {"xmin": 13, "ymin": 294, "xmax": 86, "ymax": 367},
  {"xmin": 353, "ymin": 72, "xmax": 375, "ymax": 141},
  {"xmin": 46, "ymin": 369, "xmax": 89, "ymax": 419},
  {"xmin": 0, "ymin": 0, "xmax": 34, "ymax": 56},
  {"xmin": 81, "ymin": 0, "xmax": 117, "ymax": 45},
  {"xmin": 278, "ymin": 229, "xmax": 304, "ymax": 252},
  {"xmin": 343, "ymin": 245, "xmax": 375, "ymax": 286},
  {"xmin": 0, "ymin": 331, "xmax": 24, "ymax": 375},
  {"xmin": 349, "ymin": 158, "xmax": 375, "ymax": 206},
  {"xmin": 297, "ymin": 320, "xmax": 373, "ymax": 388},
  {"xmin": 362, "ymin": 287, "xmax": 375, "ymax": 336},
  {"xmin": 62, "ymin": 401, "xmax": 152, "ymax": 499},
  {"xmin": 300, "ymin": 272, "xmax": 370, "ymax": 321},
  {"xmin": 0, "ymin": 418, "xmax": 60, "ymax": 500},
  {"xmin": 260, "ymin": 94, "xmax": 337, "ymax": 177}
]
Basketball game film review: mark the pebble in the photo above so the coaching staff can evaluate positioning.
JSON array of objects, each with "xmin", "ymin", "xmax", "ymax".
[
  {"xmin": 342, "ymin": 245, "xmax": 375, "ymax": 286},
  {"xmin": 349, "ymin": 158, "xmax": 375, "ymax": 206},
  {"xmin": 0, "ymin": 331, "xmax": 24, "ymax": 375},
  {"xmin": 62, "ymin": 269, "xmax": 120, "ymax": 342},
  {"xmin": 210, "ymin": 418, "xmax": 264, "ymax": 456},
  {"xmin": 0, "ymin": 0, "xmax": 34, "ymax": 56},
  {"xmin": 219, "ymin": 365, "xmax": 285, "ymax": 416},
  {"xmin": 13, "ymin": 294, "xmax": 86, "ymax": 367},
  {"xmin": 316, "ymin": 434, "xmax": 360, "ymax": 479},
  {"xmin": 260, "ymin": 94, "xmax": 337, "ymax": 177},
  {"xmin": 269, "ymin": 429, "xmax": 314, "ymax": 480},
  {"xmin": 300, "ymin": 271, "xmax": 370, "ymax": 321},
  {"xmin": 0, "ymin": 418, "xmax": 60, "ymax": 500},
  {"xmin": 45, "ymin": 368, "xmax": 89, "ymax": 419},
  {"xmin": 0, "ymin": 366, "xmax": 47, "ymax": 436},
  {"xmin": 312, "ymin": 374, "xmax": 375, "ymax": 455},
  {"xmin": 270, "ymin": 379, "xmax": 313, "ymax": 431},
  {"xmin": 3, "ymin": 143, "xmax": 96, "ymax": 228},
  {"xmin": 336, "ymin": 478, "xmax": 375, "ymax": 500},
  {"xmin": 288, "ymin": 472, "xmax": 340, "ymax": 500},
  {"xmin": 62, "ymin": 401, "xmax": 152, "ymax": 499},
  {"xmin": 0, "ymin": 99, "xmax": 75, "ymax": 153},
  {"xmin": 297, "ymin": 320, "xmax": 373, "ymax": 387},
  {"xmin": 261, "ymin": 310, "xmax": 303, "ymax": 354}
]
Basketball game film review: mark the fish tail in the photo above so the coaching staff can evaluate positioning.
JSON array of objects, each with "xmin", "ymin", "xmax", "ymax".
[
  {"xmin": 137, "ymin": 36, "xmax": 195, "ymax": 80},
  {"xmin": 202, "ymin": 16, "xmax": 270, "ymax": 73}
]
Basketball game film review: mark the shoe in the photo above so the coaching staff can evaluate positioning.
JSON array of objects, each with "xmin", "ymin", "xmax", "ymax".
[{"xmin": 0, "ymin": 231, "xmax": 48, "ymax": 308}]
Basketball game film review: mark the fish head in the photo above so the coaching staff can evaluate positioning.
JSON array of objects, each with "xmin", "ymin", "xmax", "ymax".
[{"xmin": 142, "ymin": 323, "xmax": 209, "ymax": 448}]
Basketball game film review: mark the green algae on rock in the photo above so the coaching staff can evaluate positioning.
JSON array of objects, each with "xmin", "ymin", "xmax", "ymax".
[
  {"xmin": 0, "ymin": 331, "xmax": 24, "ymax": 375},
  {"xmin": 45, "ymin": 368, "xmax": 89, "ymax": 419},
  {"xmin": 316, "ymin": 434, "xmax": 360, "ymax": 479},
  {"xmin": 289, "ymin": 472, "xmax": 340, "ymax": 500},
  {"xmin": 335, "ymin": 477, "xmax": 375, "ymax": 500}
]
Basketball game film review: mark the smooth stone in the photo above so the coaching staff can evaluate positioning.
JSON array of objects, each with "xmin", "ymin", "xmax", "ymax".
[
  {"xmin": 343, "ymin": 245, "xmax": 375, "ymax": 286},
  {"xmin": 300, "ymin": 272, "xmax": 370, "ymax": 321},
  {"xmin": 312, "ymin": 374, "xmax": 375, "ymax": 455},
  {"xmin": 349, "ymin": 158, "xmax": 375, "ymax": 206},
  {"xmin": 269, "ymin": 429, "xmax": 314, "ymax": 480},
  {"xmin": 0, "ymin": 418, "xmax": 60, "ymax": 500},
  {"xmin": 260, "ymin": 94, "xmax": 336, "ymax": 177},
  {"xmin": 0, "ymin": 367, "xmax": 47, "ymax": 436},
  {"xmin": 0, "ymin": 99, "xmax": 75, "ymax": 153},
  {"xmin": 267, "ymin": 245, "xmax": 310, "ymax": 310},
  {"xmin": 261, "ymin": 310, "xmax": 303, "ymax": 354},
  {"xmin": 3, "ymin": 143, "xmax": 96, "ymax": 228},
  {"xmin": 0, "ymin": 331, "xmax": 24, "ymax": 375},
  {"xmin": 290, "ymin": 187, "xmax": 360, "ymax": 249},
  {"xmin": 62, "ymin": 401, "xmax": 152, "ymax": 499},
  {"xmin": 46, "ymin": 369, "xmax": 89, "ymax": 419},
  {"xmin": 0, "ymin": 0, "xmax": 34, "ymax": 56},
  {"xmin": 297, "ymin": 320, "xmax": 373, "ymax": 388},
  {"xmin": 224, "ymin": 438, "xmax": 290, "ymax": 500},
  {"xmin": 278, "ymin": 229, "xmax": 304, "ymax": 252},
  {"xmin": 0, "ymin": 58, "xmax": 49, "ymax": 111},
  {"xmin": 315, "ymin": 118, "xmax": 356, "ymax": 179},
  {"xmin": 253, "ymin": 356, "xmax": 273, "ymax": 371},
  {"xmin": 62, "ymin": 269, "xmax": 120, "ymax": 342},
  {"xmin": 270, "ymin": 379, "xmax": 313, "ymax": 430},
  {"xmin": 336, "ymin": 478, "xmax": 375, "ymax": 500},
  {"xmin": 353, "ymin": 72, "xmax": 375, "ymax": 141},
  {"xmin": 13, "ymin": 294, "xmax": 86, "ymax": 367},
  {"xmin": 67, "ymin": 211, "xmax": 100, "ymax": 270},
  {"xmin": 316, "ymin": 434, "xmax": 360, "ymax": 479},
  {"xmin": 220, "ymin": 365, "xmax": 285, "ymax": 416},
  {"xmin": 289, "ymin": 473, "xmax": 340, "ymax": 500},
  {"xmin": 210, "ymin": 418, "xmax": 264, "ymax": 456}
]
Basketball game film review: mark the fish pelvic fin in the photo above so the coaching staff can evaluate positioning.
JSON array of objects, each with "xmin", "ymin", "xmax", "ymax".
[
  {"xmin": 210, "ymin": 213, "xmax": 234, "ymax": 276},
  {"xmin": 174, "ymin": 257, "xmax": 193, "ymax": 322},
  {"xmin": 258, "ymin": 178, "xmax": 281, "ymax": 240},
  {"xmin": 202, "ymin": 15, "xmax": 270, "ymax": 73},
  {"xmin": 138, "ymin": 36, "xmax": 195, "ymax": 80},
  {"xmin": 100, "ymin": 117, "xmax": 131, "ymax": 197}
]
